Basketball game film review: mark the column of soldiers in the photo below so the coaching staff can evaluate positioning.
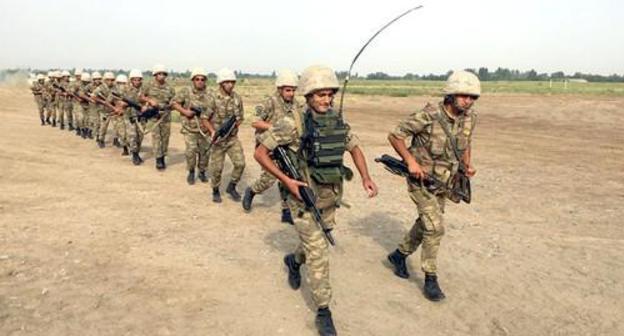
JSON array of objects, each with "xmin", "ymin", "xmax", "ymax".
[{"xmin": 29, "ymin": 67, "xmax": 480, "ymax": 336}]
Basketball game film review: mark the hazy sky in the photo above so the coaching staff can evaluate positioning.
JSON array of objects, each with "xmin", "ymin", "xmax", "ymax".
[{"xmin": 1, "ymin": 0, "xmax": 622, "ymax": 75}]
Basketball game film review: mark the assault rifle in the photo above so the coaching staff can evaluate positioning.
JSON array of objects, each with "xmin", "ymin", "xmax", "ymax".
[
  {"xmin": 273, "ymin": 146, "xmax": 336, "ymax": 246},
  {"xmin": 212, "ymin": 115, "xmax": 238, "ymax": 144},
  {"xmin": 110, "ymin": 91, "xmax": 160, "ymax": 122},
  {"xmin": 52, "ymin": 83, "xmax": 86, "ymax": 103},
  {"xmin": 375, "ymin": 154, "xmax": 446, "ymax": 194}
]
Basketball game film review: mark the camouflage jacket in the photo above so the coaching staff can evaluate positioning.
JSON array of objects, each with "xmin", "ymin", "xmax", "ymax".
[
  {"xmin": 119, "ymin": 84, "xmax": 143, "ymax": 118},
  {"xmin": 140, "ymin": 80, "xmax": 175, "ymax": 111},
  {"xmin": 253, "ymin": 91, "xmax": 301, "ymax": 136},
  {"xmin": 173, "ymin": 86, "xmax": 212, "ymax": 133},
  {"xmin": 390, "ymin": 102, "xmax": 477, "ymax": 185},
  {"xmin": 93, "ymin": 83, "xmax": 115, "ymax": 112},
  {"xmin": 31, "ymin": 81, "xmax": 44, "ymax": 96},
  {"xmin": 205, "ymin": 87, "xmax": 244, "ymax": 139}
]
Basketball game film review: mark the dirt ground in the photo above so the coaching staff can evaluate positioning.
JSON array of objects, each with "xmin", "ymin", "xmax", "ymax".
[{"xmin": 1, "ymin": 85, "xmax": 623, "ymax": 336}]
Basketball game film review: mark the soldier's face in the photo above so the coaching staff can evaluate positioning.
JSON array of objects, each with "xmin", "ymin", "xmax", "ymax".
[
  {"xmin": 193, "ymin": 76, "xmax": 206, "ymax": 90},
  {"xmin": 131, "ymin": 78, "xmax": 142, "ymax": 88},
  {"xmin": 220, "ymin": 81, "xmax": 235, "ymax": 94},
  {"xmin": 279, "ymin": 86, "xmax": 296, "ymax": 102},
  {"xmin": 105, "ymin": 78, "xmax": 114, "ymax": 87},
  {"xmin": 308, "ymin": 89, "xmax": 335, "ymax": 113},
  {"xmin": 154, "ymin": 72, "xmax": 167, "ymax": 84},
  {"xmin": 454, "ymin": 94, "xmax": 478, "ymax": 111},
  {"xmin": 94, "ymin": 79, "xmax": 102, "ymax": 85}
]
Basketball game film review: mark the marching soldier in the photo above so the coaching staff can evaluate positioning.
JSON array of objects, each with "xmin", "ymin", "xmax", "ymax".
[
  {"xmin": 386, "ymin": 70, "xmax": 480, "ymax": 301},
  {"xmin": 140, "ymin": 64, "xmax": 175, "ymax": 171},
  {"xmin": 171, "ymin": 67, "xmax": 212, "ymax": 185},
  {"xmin": 70, "ymin": 69, "xmax": 84, "ymax": 136},
  {"xmin": 93, "ymin": 72, "xmax": 118, "ymax": 148},
  {"xmin": 254, "ymin": 65, "xmax": 378, "ymax": 336},
  {"xmin": 30, "ymin": 74, "xmax": 46, "ymax": 125},
  {"xmin": 118, "ymin": 69, "xmax": 147, "ymax": 165},
  {"xmin": 114, "ymin": 74, "xmax": 129, "ymax": 156},
  {"xmin": 89, "ymin": 71, "xmax": 103, "ymax": 140},
  {"xmin": 205, "ymin": 68, "xmax": 245, "ymax": 202},
  {"xmin": 242, "ymin": 69, "xmax": 300, "ymax": 224}
]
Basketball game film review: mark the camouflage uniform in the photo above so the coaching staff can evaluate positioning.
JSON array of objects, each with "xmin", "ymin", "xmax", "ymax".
[
  {"xmin": 30, "ymin": 80, "xmax": 45, "ymax": 122},
  {"xmin": 173, "ymin": 86, "xmax": 212, "ymax": 173},
  {"xmin": 70, "ymin": 79, "xmax": 83, "ymax": 131},
  {"xmin": 59, "ymin": 79, "xmax": 73, "ymax": 128},
  {"xmin": 93, "ymin": 83, "xmax": 115, "ymax": 142},
  {"xmin": 121, "ymin": 84, "xmax": 146, "ymax": 154},
  {"xmin": 206, "ymin": 87, "xmax": 245, "ymax": 188},
  {"xmin": 87, "ymin": 82, "xmax": 102, "ymax": 138},
  {"xmin": 43, "ymin": 80, "xmax": 56, "ymax": 123},
  {"xmin": 141, "ymin": 81, "xmax": 175, "ymax": 159},
  {"xmin": 391, "ymin": 102, "xmax": 477, "ymax": 274},
  {"xmin": 258, "ymin": 107, "xmax": 360, "ymax": 309}
]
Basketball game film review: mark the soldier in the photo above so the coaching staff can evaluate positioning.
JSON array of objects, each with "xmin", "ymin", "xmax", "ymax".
[
  {"xmin": 70, "ymin": 69, "xmax": 84, "ymax": 137},
  {"xmin": 140, "ymin": 64, "xmax": 175, "ymax": 171},
  {"xmin": 93, "ymin": 72, "xmax": 119, "ymax": 148},
  {"xmin": 205, "ymin": 68, "xmax": 245, "ymax": 202},
  {"xmin": 44, "ymin": 71, "xmax": 59, "ymax": 127},
  {"xmin": 118, "ymin": 69, "xmax": 146, "ymax": 165},
  {"xmin": 254, "ymin": 65, "xmax": 378, "ymax": 336},
  {"xmin": 30, "ymin": 74, "xmax": 46, "ymax": 125},
  {"xmin": 386, "ymin": 70, "xmax": 479, "ymax": 302},
  {"xmin": 171, "ymin": 67, "xmax": 212, "ymax": 185},
  {"xmin": 89, "ymin": 71, "xmax": 103, "ymax": 140},
  {"xmin": 58, "ymin": 70, "xmax": 73, "ymax": 130},
  {"xmin": 52, "ymin": 71, "xmax": 63, "ymax": 128},
  {"xmin": 114, "ymin": 74, "xmax": 129, "ymax": 156},
  {"xmin": 76, "ymin": 73, "xmax": 94, "ymax": 139},
  {"xmin": 242, "ymin": 69, "xmax": 300, "ymax": 224}
]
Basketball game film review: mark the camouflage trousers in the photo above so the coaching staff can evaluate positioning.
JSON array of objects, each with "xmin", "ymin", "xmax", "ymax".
[
  {"xmin": 148, "ymin": 113, "xmax": 171, "ymax": 158},
  {"xmin": 45, "ymin": 99, "xmax": 56, "ymax": 120},
  {"xmin": 125, "ymin": 116, "xmax": 145, "ymax": 153},
  {"xmin": 34, "ymin": 96, "xmax": 44, "ymax": 120},
  {"xmin": 288, "ymin": 183, "xmax": 340, "ymax": 308},
  {"xmin": 398, "ymin": 187, "xmax": 446, "ymax": 274},
  {"xmin": 73, "ymin": 103, "xmax": 85, "ymax": 129},
  {"xmin": 182, "ymin": 128, "xmax": 211, "ymax": 172},
  {"xmin": 91, "ymin": 106, "xmax": 101, "ymax": 137},
  {"xmin": 209, "ymin": 136, "xmax": 245, "ymax": 188},
  {"xmin": 97, "ymin": 111, "xmax": 112, "ymax": 142},
  {"xmin": 59, "ymin": 99, "xmax": 73, "ymax": 126},
  {"xmin": 251, "ymin": 167, "xmax": 288, "ymax": 209},
  {"xmin": 113, "ymin": 116, "xmax": 126, "ymax": 146}
]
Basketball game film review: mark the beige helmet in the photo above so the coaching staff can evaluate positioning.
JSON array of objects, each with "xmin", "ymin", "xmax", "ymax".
[
  {"xmin": 92, "ymin": 71, "xmax": 102, "ymax": 80},
  {"xmin": 46, "ymin": 71, "xmax": 53, "ymax": 78},
  {"xmin": 116, "ymin": 74, "xmax": 128, "ymax": 83},
  {"xmin": 216, "ymin": 68, "xmax": 236, "ymax": 83},
  {"xmin": 103, "ymin": 72, "xmax": 115, "ymax": 80},
  {"xmin": 298, "ymin": 65, "xmax": 339, "ymax": 96},
  {"xmin": 51, "ymin": 71, "xmax": 60, "ymax": 78},
  {"xmin": 36, "ymin": 74, "xmax": 45, "ymax": 80},
  {"xmin": 129, "ymin": 69, "xmax": 143, "ymax": 79},
  {"xmin": 74, "ymin": 69, "xmax": 83, "ymax": 76},
  {"xmin": 191, "ymin": 67, "xmax": 208, "ymax": 80},
  {"xmin": 152, "ymin": 64, "xmax": 167, "ymax": 75},
  {"xmin": 81, "ymin": 73, "xmax": 92, "ymax": 82},
  {"xmin": 61, "ymin": 70, "xmax": 71, "ymax": 77},
  {"xmin": 275, "ymin": 69, "xmax": 298, "ymax": 88},
  {"xmin": 443, "ymin": 70, "xmax": 481, "ymax": 97}
]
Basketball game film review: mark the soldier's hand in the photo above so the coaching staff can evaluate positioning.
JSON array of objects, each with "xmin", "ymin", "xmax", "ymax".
[
  {"xmin": 466, "ymin": 163, "xmax": 477, "ymax": 177},
  {"xmin": 362, "ymin": 178, "xmax": 378, "ymax": 198},
  {"xmin": 407, "ymin": 160, "xmax": 426, "ymax": 180},
  {"xmin": 284, "ymin": 178, "xmax": 307, "ymax": 201}
]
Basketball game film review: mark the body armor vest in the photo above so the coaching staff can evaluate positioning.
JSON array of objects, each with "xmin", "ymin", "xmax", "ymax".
[{"xmin": 301, "ymin": 109, "xmax": 349, "ymax": 184}]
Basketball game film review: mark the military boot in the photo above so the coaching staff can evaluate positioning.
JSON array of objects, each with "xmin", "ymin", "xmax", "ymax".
[
  {"xmin": 281, "ymin": 208, "xmax": 294, "ymax": 225},
  {"xmin": 283, "ymin": 254, "xmax": 301, "ymax": 290},
  {"xmin": 197, "ymin": 170, "xmax": 208, "ymax": 183},
  {"xmin": 52, "ymin": 119, "xmax": 57, "ymax": 127},
  {"xmin": 423, "ymin": 273, "xmax": 445, "ymax": 301},
  {"xmin": 60, "ymin": 123, "xmax": 64, "ymax": 130},
  {"xmin": 387, "ymin": 249, "xmax": 410, "ymax": 279},
  {"xmin": 88, "ymin": 129, "xmax": 94, "ymax": 139},
  {"xmin": 315, "ymin": 307, "xmax": 337, "ymax": 336},
  {"xmin": 212, "ymin": 187, "xmax": 222, "ymax": 203},
  {"xmin": 40, "ymin": 118, "xmax": 45, "ymax": 126},
  {"xmin": 241, "ymin": 187, "xmax": 256, "ymax": 212},
  {"xmin": 121, "ymin": 146, "xmax": 129, "ymax": 156},
  {"xmin": 45, "ymin": 117, "xmax": 51, "ymax": 125},
  {"xmin": 97, "ymin": 140, "xmax": 105, "ymax": 149},
  {"xmin": 155, "ymin": 157, "xmax": 165, "ymax": 171},
  {"xmin": 81, "ymin": 128, "xmax": 88, "ymax": 139},
  {"xmin": 112, "ymin": 138, "xmax": 120, "ymax": 148},
  {"xmin": 187, "ymin": 169, "xmax": 196, "ymax": 185},
  {"xmin": 131, "ymin": 151, "xmax": 143, "ymax": 166},
  {"xmin": 68, "ymin": 123, "xmax": 74, "ymax": 131},
  {"xmin": 226, "ymin": 182, "xmax": 241, "ymax": 201},
  {"xmin": 75, "ymin": 127, "xmax": 81, "ymax": 136}
]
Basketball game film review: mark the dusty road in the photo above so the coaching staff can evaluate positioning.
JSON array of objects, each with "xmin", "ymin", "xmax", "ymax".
[{"xmin": 1, "ymin": 85, "xmax": 623, "ymax": 335}]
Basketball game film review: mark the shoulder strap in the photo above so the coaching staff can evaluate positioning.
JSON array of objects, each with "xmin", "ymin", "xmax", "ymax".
[{"xmin": 433, "ymin": 112, "xmax": 462, "ymax": 161}]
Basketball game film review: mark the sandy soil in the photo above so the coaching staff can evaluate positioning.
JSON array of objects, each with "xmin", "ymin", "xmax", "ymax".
[{"xmin": 1, "ymin": 86, "xmax": 623, "ymax": 336}]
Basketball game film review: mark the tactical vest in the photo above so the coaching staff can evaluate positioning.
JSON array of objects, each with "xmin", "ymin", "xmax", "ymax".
[{"xmin": 301, "ymin": 109, "xmax": 349, "ymax": 185}]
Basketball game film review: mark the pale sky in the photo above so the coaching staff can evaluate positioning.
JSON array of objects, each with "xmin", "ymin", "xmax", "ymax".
[{"xmin": 1, "ymin": 0, "xmax": 622, "ymax": 76}]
